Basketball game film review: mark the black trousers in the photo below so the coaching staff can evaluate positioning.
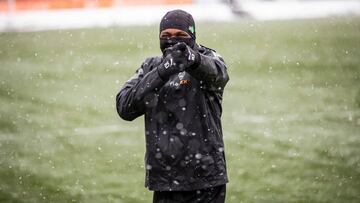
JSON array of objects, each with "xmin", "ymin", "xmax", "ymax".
[{"xmin": 153, "ymin": 184, "xmax": 226, "ymax": 203}]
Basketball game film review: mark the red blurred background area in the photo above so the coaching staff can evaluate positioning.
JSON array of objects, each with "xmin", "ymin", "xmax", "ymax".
[{"xmin": 0, "ymin": 0, "xmax": 193, "ymax": 12}]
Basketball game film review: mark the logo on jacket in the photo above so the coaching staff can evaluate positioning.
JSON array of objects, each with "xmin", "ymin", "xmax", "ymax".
[
  {"xmin": 178, "ymin": 72, "xmax": 185, "ymax": 80},
  {"xmin": 178, "ymin": 72, "xmax": 189, "ymax": 85},
  {"xmin": 169, "ymin": 72, "xmax": 189, "ymax": 87}
]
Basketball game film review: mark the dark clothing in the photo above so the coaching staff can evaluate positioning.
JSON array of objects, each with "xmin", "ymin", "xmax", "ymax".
[
  {"xmin": 116, "ymin": 44, "xmax": 229, "ymax": 191},
  {"xmin": 153, "ymin": 184, "xmax": 226, "ymax": 203}
]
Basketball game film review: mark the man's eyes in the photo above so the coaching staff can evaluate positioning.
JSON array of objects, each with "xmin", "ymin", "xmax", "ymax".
[
  {"xmin": 177, "ymin": 33, "xmax": 189, "ymax": 37},
  {"xmin": 161, "ymin": 33, "xmax": 171, "ymax": 37},
  {"xmin": 161, "ymin": 33, "xmax": 189, "ymax": 38}
]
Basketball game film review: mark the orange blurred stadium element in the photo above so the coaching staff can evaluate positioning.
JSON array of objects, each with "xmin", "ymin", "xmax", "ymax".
[
  {"xmin": 0, "ymin": 0, "xmax": 193, "ymax": 12},
  {"xmin": 121, "ymin": 0, "xmax": 192, "ymax": 6}
]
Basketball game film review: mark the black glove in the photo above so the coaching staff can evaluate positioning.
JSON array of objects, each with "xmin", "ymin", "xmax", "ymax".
[
  {"xmin": 157, "ymin": 47, "xmax": 185, "ymax": 80},
  {"xmin": 171, "ymin": 42, "xmax": 200, "ymax": 70}
]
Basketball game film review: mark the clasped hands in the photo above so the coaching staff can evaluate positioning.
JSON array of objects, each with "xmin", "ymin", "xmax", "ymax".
[{"xmin": 157, "ymin": 42, "xmax": 199, "ymax": 80}]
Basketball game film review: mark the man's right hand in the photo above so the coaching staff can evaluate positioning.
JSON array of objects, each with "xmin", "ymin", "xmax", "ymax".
[{"xmin": 157, "ymin": 46, "xmax": 185, "ymax": 80}]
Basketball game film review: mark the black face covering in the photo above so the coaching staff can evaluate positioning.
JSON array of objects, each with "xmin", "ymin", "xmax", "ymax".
[
  {"xmin": 159, "ymin": 10, "xmax": 196, "ymax": 54},
  {"xmin": 160, "ymin": 37, "xmax": 195, "ymax": 54}
]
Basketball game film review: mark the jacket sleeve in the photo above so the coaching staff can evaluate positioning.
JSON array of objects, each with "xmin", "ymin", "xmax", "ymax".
[
  {"xmin": 116, "ymin": 58, "xmax": 165, "ymax": 121},
  {"xmin": 187, "ymin": 51, "xmax": 229, "ymax": 92}
]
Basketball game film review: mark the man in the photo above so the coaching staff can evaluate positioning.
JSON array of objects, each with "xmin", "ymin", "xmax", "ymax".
[{"xmin": 116, "ymin": 10, "xmax": 229, "ymax": 203}]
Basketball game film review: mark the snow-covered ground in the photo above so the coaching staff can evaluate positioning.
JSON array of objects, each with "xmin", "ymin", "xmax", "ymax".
[{"xmin": 0, "ymin": 1, "xmax": 359, "ymax": 32}]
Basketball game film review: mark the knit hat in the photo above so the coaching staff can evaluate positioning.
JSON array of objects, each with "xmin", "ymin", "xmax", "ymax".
[{"xmin": 159, "ymin": 9, "xmax": 196, "ymax": 40}]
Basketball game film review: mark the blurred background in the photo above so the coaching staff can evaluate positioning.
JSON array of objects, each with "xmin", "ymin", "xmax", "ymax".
[
  {"xmin": 1, "ymin": 0, "xmax": 360, "ymax": 202},
  {"xmin": 1, "ymin": 0, "xmax": 360, "ymax": 31}
]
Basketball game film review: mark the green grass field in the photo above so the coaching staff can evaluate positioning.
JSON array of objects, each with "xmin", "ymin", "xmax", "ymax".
[{"xmin": 1, "ymin": 17, "xmax": 360, "ymax": 203}]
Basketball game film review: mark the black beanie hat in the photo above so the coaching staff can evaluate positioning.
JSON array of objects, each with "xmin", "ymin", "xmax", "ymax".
[{"xmin": 159, "ymin": 9, "xmax": 196, "ymax": 40}]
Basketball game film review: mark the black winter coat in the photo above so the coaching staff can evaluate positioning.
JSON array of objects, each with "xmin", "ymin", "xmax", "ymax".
[{"xmin": 116, "ymin": 44, "xmax": 229, "ymax": 191}]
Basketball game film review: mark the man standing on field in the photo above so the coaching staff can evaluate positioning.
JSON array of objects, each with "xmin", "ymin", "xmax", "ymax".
[{"xmin": 116, "ymin": 9, "xmax": 229, "ymax": 203}]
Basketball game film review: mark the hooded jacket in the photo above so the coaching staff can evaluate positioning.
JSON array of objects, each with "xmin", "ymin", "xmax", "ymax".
[{"xmin": 116, "ymin": 44, "xmax": 229, "ymax": 191}]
